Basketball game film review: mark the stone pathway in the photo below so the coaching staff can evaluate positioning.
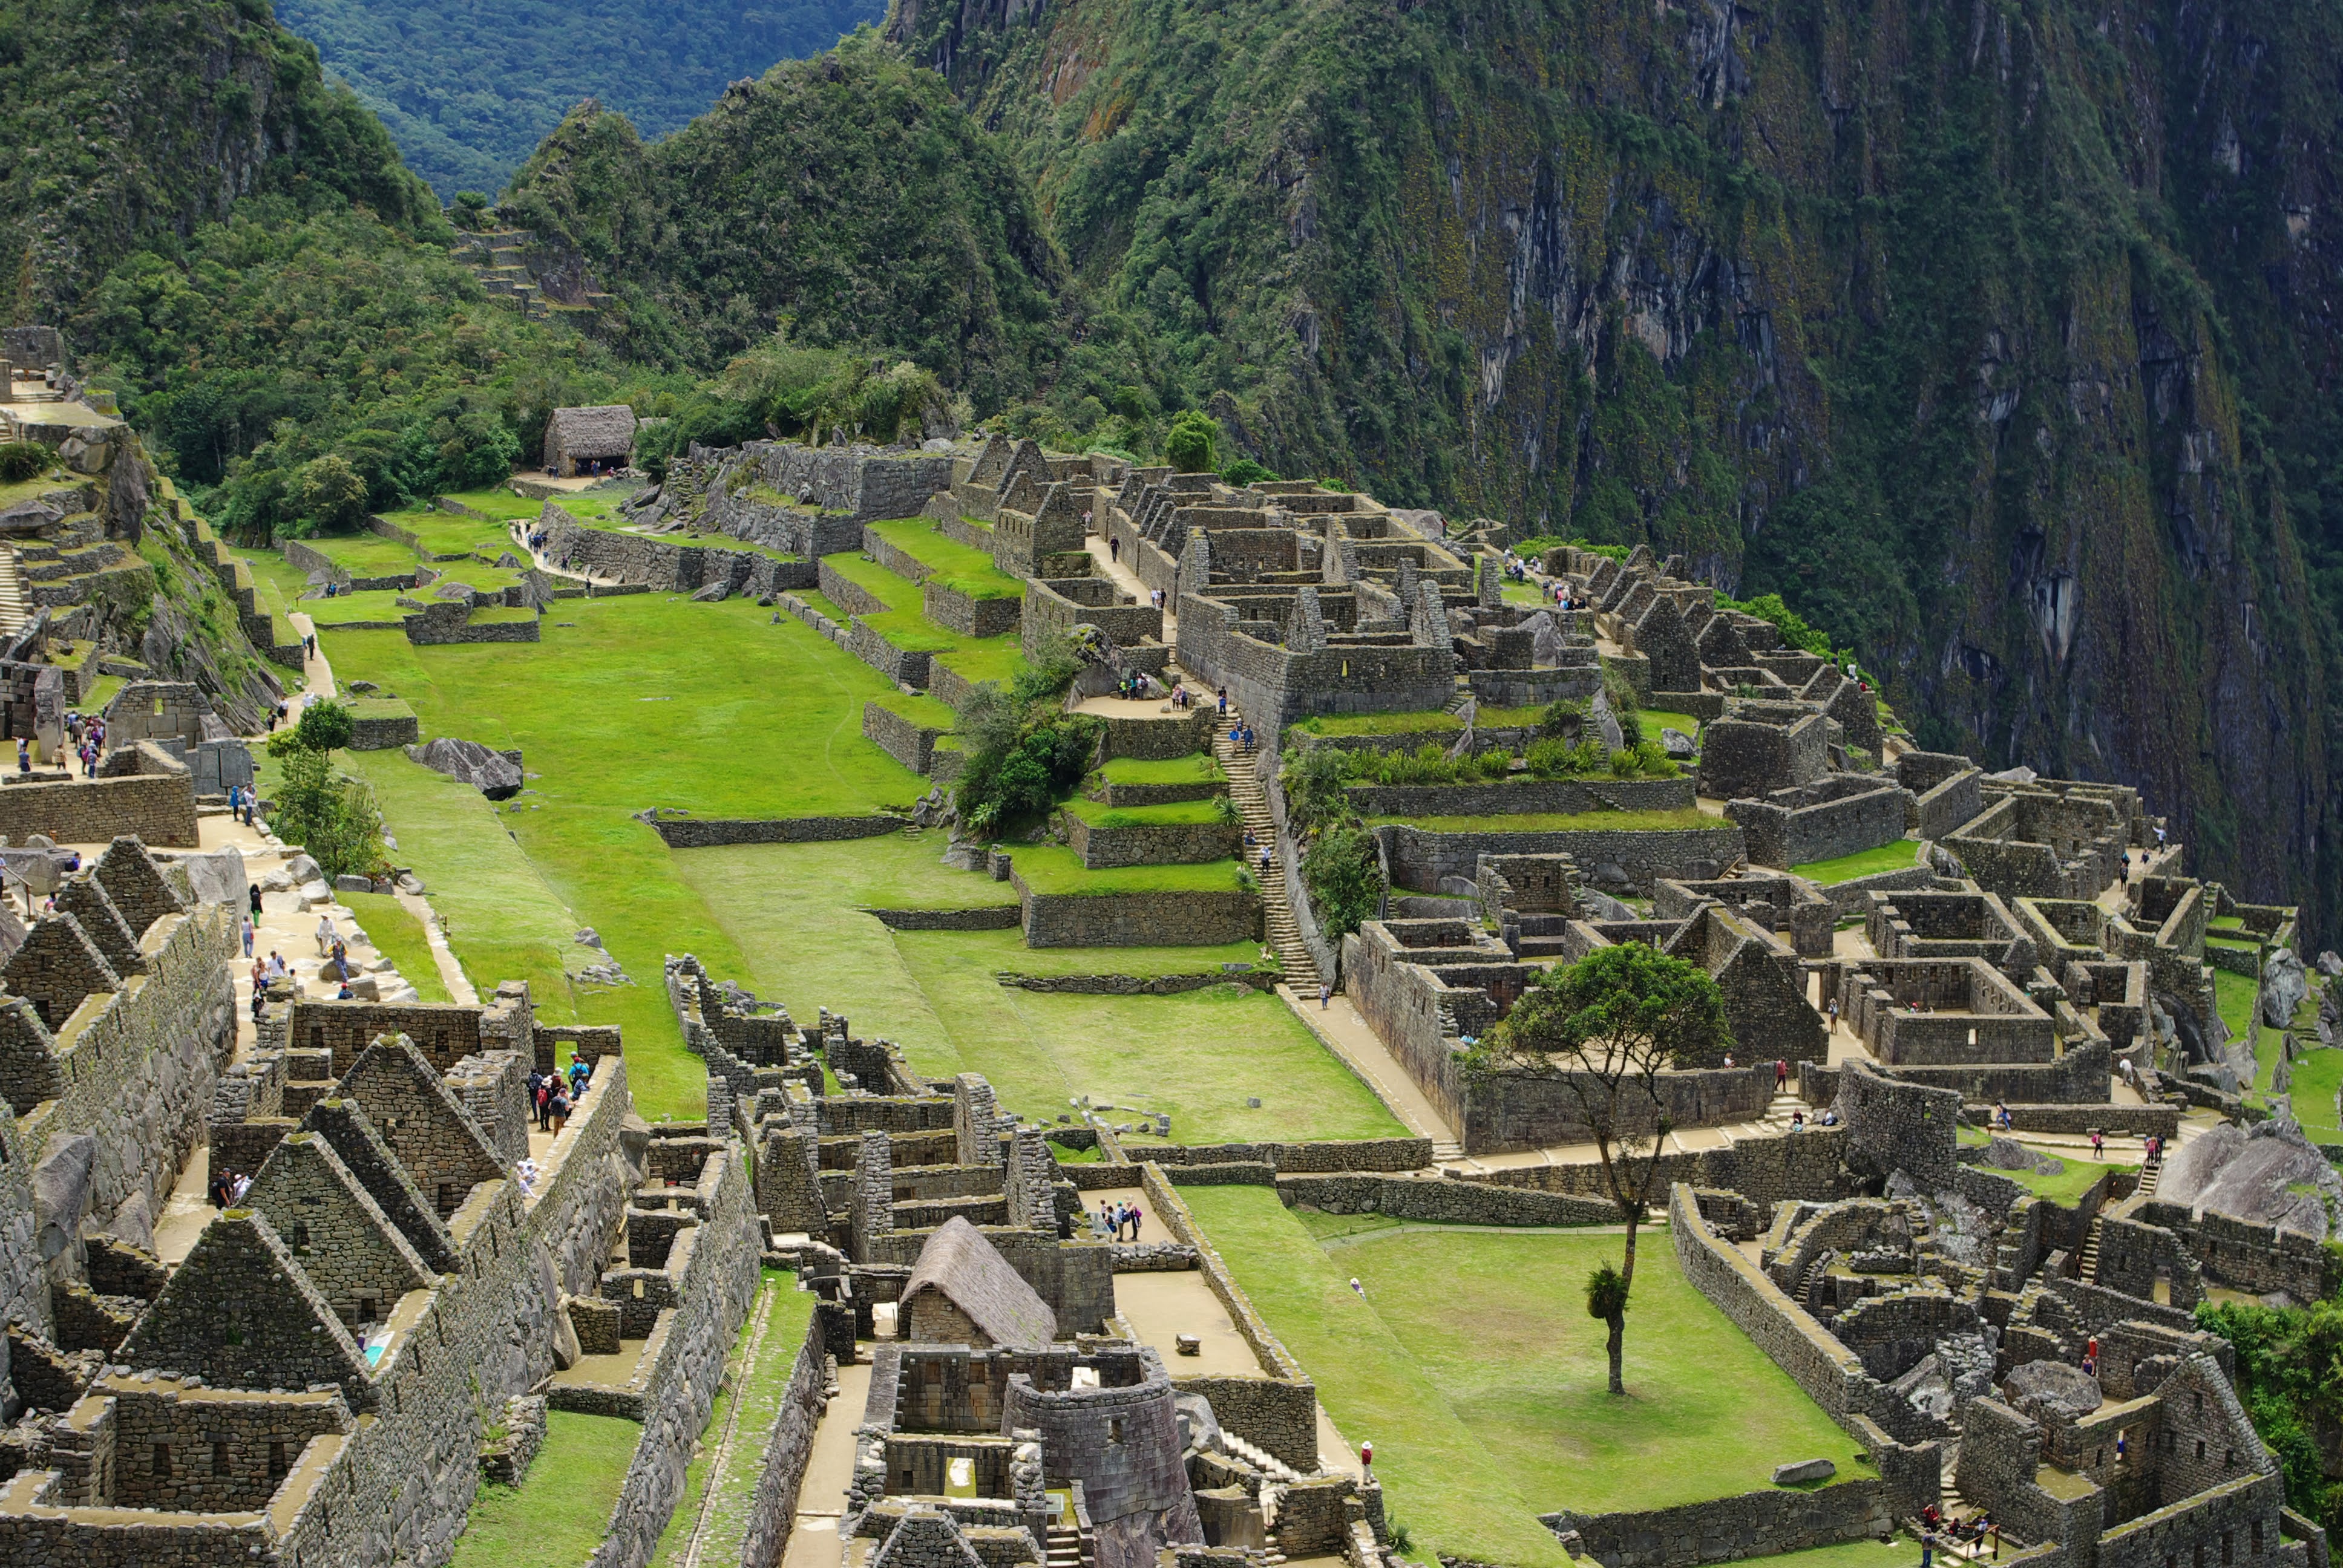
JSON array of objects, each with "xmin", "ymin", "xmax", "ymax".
[
  {"xmin": 673, "ymin": 1275, "xmax": 782, "ymax": 1568},
  {"xmin": 1276, "ymin": 985, "xmax": 1460, "ymax": 1155},
  {"xmin": 1083, "ymin": 534, "xmax": 1175, "ymax": 639},
  {"xmin": 782, "ymin": 1357, "xmax": 872, "ymax": 1568}
]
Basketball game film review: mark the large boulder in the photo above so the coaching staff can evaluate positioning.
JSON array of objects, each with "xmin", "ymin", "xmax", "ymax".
[
  {"xmin": 2264, "ymin": 948, "xmax": 2309, "ymax": 1029},
  {"xmin": 172, "ymin": 844, "xmax": 248, "ymax": 907},
  {"xmin": 412, "ymin": 737, "xmax": 524, "ymax": 801},
  {"xmin": 2158, "ymin": 1116, "xmax": 2343, "ymax": 1237},
  {"xmin": 2003, "ymin": 1359, "xmax": 2101, "ymax": 1423}
]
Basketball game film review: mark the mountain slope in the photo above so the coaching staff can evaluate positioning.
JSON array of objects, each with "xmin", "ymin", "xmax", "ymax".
[
  {"xmin": 274, "ymin": 0, "xmax": 886, "ymax": 198},
  {"xmin": 500, "ymin": 34, "xmax": 1075, "ymax": 409},
  {"xmin": 886, "ymin": 0, "xmax": 2341, "ymax": 932}
]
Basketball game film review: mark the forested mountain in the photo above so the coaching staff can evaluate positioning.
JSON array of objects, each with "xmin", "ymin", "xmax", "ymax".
[
  {"xmin": 274, "ymin": 0, "xmax": 883, "ymax": 197},
  {"xmin": 877, "ymin": 0, "xmax": 2343, "ymax": 936}
]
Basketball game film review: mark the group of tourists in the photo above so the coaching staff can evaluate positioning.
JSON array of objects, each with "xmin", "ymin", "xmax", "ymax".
[
  {"xmin": 1226, "ymin": 722, "xmax": 1257, "ymax": 752},
  {"xmin": 208, "ymin": 1166, "xmax": 252, "ymax": 1209},
  {"xmin": 1095, "ymin": 1199, "xmax": 1146, "ymax": 1241},
  {"xmin": 528, "ymin": 1057, "xmax": 595, "ymax": 1136},
  {"xmin": 226, "ymin": 783, "xmax": 258, "ymax": 828}
]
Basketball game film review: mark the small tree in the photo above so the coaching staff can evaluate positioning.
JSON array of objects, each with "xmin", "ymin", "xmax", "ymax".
[
  {"xmin": 1165, "ymin": 410, "xmax": 1218, "ymax": 473},
  {"xmin": 1470, "ymin": 942, "xmax": 1730, "ymax": 1393},
  {"xmin": 296, "ymin": 454, "xmax": 369, "ymax": 534},
  {"xmin": 290, "ymin": 699, "xmax": 354, "ymax": 753}
]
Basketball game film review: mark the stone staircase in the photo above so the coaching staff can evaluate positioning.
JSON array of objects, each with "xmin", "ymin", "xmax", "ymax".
[
  {"xmin": 1214, "ymin": 719, "xmax": 1319, "ymax": 989},
  {"xmin": 0, "ymin": 547, "xmax": 30, "ymax": 638},
  {"xmin": 1219, "ymin": 1431, "xmax": 1306, "ymax": 1484},
  {"xmin": 2077, "ymin": 1216, "xmax": 2105, "ymax": 1282},
  {"xmin": 2135, "ymin": 1157, "xmax": 2162, "ymax": 1199},
  {"xmin": 1044, "ymin": 1519, "xmax": 1083, "ymax": 1568}
]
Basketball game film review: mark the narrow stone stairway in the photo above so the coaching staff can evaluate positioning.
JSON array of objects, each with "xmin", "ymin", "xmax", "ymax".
[
  {"xmin": 0, "ymin": 546, "xmax": 29, "ymax": 638},
  {"xmin": 2077, "ymin": 1215, "xmax": 2105, "ymax": 1282},
  {"xmin": 1044, "ymin": 1519, "xmax": 1084, "ymax": 1568},
  {"xmin": 1214, "ymin": 717, "xmax": 1320, "ymax": 990}
]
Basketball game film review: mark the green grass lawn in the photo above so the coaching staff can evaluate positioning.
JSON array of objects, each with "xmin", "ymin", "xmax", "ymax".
[
  {"xmin": 859, "ymin": 609, "xmax": 960, "ymax": 652},
  {"xmin": 1791, "ymin": 841, "xmax": 1924, "ymax": 884},
  {"xmin": 670, "ymin": 841, "xmax": 1385, "ymax": 1143},
  {"xmin": 82, "ymin": 673, "xmax": 125, "ymax": 714},
  {"xmin": 300, "ymin": 589, "xmax": 415, "ymax": 626},
  {"xmin": 1180, "ymin": 1194, "xmax": 1863, "ymax": 1566},
  {"xmin": 1640, "ymin": 710, "xmax": 1704, "ymax": 743},
  {"xmin": 1009, "ymin": 843, "xmax": 1248, "ymax": 895},
  {"xmin": 339, "ymin": 890, "xmax": 454, "ymax": 1004},
  {"xmin": 1288, "ymin": 710, "xmax": 1461, "ymax": 738},
  {"xmin": 1366, "ymin": 807, "xmax": 1716, "ymax": 834},
  {"xmin": 447, "ymin": 1410, "xmax": 639, "ymax": 1567},
  {"xmin": 2292, "ymin": 1047, "xmax": 2343, "ymax": 1142},
  {"xmin": 1738, "ymin": 1539, "xmax": 1918, "ymax": 1568},
  {"xmin": 873, "ymin": 690, "xmax": 958, "ymax": 730},
  {"xmin": 316, "ymin": 597, "xmax": 931, "ymax": 1120},
  {"xmin": 301, "ymin": 534, "xmax": 426, "ymax": 577},
  {"xmin": 863, "ymin": 517, "xmax": 1027, "ymax": 599},
  {"xmin": 932, "ymin": 636, "xmax": 1027, "ymax": 690},
  {"xmin": 1999, "ymin": 1158, "xmax": 2133, "ymax": 1206},
  {"xmin": 2216, "ymin": 968, "xmax": 2258, "ymax": 1047},
  {"xmin": 1063, "ymin": 797, "xmax": 1228, "ymax": 828},
  {"xmin": 441, "ymin": 487, "xmax": 545, "ymax": 521},
  {"xmin": 1098, "ymin": 754, "xmax": 1222, "ymax": 785},
  {"xmin": 649, "ymin": 1271, "xmax": 816, "ymax": 1567},
  {"xmin": 821, "ymin": 550, "xmax": 910, "ymax": 607},
  {"xmin": 381, "ymin": 505, "xmax": 517, "ymax": 558}
]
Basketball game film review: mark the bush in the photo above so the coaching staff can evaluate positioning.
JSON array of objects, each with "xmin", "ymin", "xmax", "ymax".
[
  {"xmin": 1280, "ymin": 746, "xmax": 1353, "ymax": 835},
  {"xmin": 1221, "ymin": 456, "xmax": 1274, "ymax": 486},
  {"xmin": 1302, "ymin": 824, "xmax": 1382, "ymax": 939},
  {"xmin": 1165, "ymin": 410, "xmax": 1218, "ymax": 473},
  {"xmin": 952, "ymin": 703, "xmax": 1104, "ymax": 838},
  {"xmin": 295, "ymin": 454, "xmax": 370, "ymax": 534},
  {"xmin": 264, "ymin": 744, "xmax": 386, "ymax": 881},
  {"xmin": 0, "ymin": 441, "xmax": 47, "ymax": 482},
  {"xmin": 290, "ymin": 699, "xmax": 355, "ymax": 753}
]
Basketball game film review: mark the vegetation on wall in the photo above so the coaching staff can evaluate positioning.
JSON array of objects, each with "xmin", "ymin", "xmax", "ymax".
[{"xmin": 2197, "ymin": 1300, "xmax": 2343, "ymax": 1533}]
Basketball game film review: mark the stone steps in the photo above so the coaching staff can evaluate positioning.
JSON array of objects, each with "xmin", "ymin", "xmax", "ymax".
[
  {"xmin": 0, "ymin": 547, "xmax": 31, "ymax": 638},
  {"xmin": 2077, "ymin": 1215, "xmax": 2105, "ymax": 1282},
  {"xmin": 1213, "ymin": 717, "xmax": 1319, "ymax": 987},
  {"xmin": 1219, "ymin": 1430, "xmax": 1305, "ymax": 1484}
]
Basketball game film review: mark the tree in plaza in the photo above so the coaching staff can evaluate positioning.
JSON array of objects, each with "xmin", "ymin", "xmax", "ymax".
[{"xmin": 1466, "ymin": 941, "xmax": 1730, "ymax": 1394}]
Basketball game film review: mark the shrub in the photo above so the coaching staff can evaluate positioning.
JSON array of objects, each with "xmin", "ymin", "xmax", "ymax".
[
  {"xmin": 953, "ymin": 707, "xmax": 1104, "ymax": 837},
  {"xmin": 263, "ymin": 744, "xmax": 386, "ymax": 881},
  {"xmin": 1302, "ymin": 824, "xmax": 1382, "ymax": 938},
  {"xmin": 1280, "ymin": 746, "xmax": 1352, "ymax": 835},
  {"xmin": 1164, "ymin": 410, "xmax": 1218, "ymax": 473},
  {"xmin": 0, "ymin": 441, "xmax": 47, "ymax": 482},
  {"xmin": 1539, "ymin": 697, "xmax": 1587, "ymax": 739},
  {"xmin": 295, "ymin": 454, "xmax": 370, "ymax": 534},
  {"xmin": 1221, "ymin": 456, "xmax": 1274, "ymax": 486},
  {"xmin": 290, "ymin": 699, "xmax": 355, "ymax": 753}
]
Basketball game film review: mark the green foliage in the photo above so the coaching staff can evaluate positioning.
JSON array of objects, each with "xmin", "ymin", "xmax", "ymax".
[
  {"xmin": 264, "ymin": 741, "xmax": 387, "ymax": 881},
  {"xmin": 1164, "ymin": 410, "xmax": 1218, "ymax": 474},
  {"xmin": 951, "ymin": 673, "xmax": 1103, "ymax": 837},
  {"xmin": 1719, "ymin": 591, "xmax": 1840, "ymax": 661},
  {"xmin": 1280, "ymin": 746, "xmax": 1354, "ymax": 837},
  {"xmin": 0, "ymin": 442, "xmax": 46, "ymax": 482},
  {"xmin": 271, "ymin": 0, "xmax": 879, "ymax": 199},
  {"xmin": 1584, "ymin": 1261, "xmax": 1630, "ymax": 1322},
  {"xmin": 1221, "ymin": 456, "xmax": 1274, "ymax": 487},
  {"xmin": 291, "ymin": 698, "xmax": 355, "ymax": 753},
  {"xmin": 719, "ymin": 338, "xmax": 948, "ymax": 446},
  {"xmin": 501, "ymin": 36, "xmax": 1072, "ymax": 408},
  {"xmin": 1301, "ymin": 824, "xmax": 1382, "ymax": 939},
  {"xmin": 295, "ymin": 455, "xmax": 369, "ymax": 535},
  {"xmin": 1484, "ymin": 943, "xmax": 1732, "ymax": 1073},
  {"xmin": 2195, "ymin": 1300, "xmax": 2343, "ymax": 1532}
]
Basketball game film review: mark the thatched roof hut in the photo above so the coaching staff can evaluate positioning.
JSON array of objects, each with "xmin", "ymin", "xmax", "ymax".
[
  {"xmin": 545, "ymin": 404, "xmax": 637, "ymax": 476},
  {"xmin": 899, "ymin": 1217, "xmax": 1058, "ymax": 1347}
]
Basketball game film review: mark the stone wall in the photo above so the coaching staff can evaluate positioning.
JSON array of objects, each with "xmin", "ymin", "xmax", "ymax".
[
  {"xmin": 1024, "ymin": 578, "xmax": 1162, "ymax": 662},
  {"xmin": 1343, "ymin": 778, "xmax": 1696, "ymax": 820},
  {"xmin": 1545, "ymin": 1478, "xmax": 1891, "ymax": 1568},
  {"xmin": 924, "ymin": 581, "xmax": 1020, "ymax": 639},
  {"xmin": 284, "ymin": 540, "xmax": 415, "ymax": 592},
  {"xmin": 865, "ymin": 702, "xmax": 951, "ymax": 775},
  {"xmin": 1017, "ymin": 885, "xmax": 1260, "ymax": 949},
  {"xmin": 1277, "ymin": 1173, "xmax": 1615, "ymax": 1225},
  {"xmin": 589, "ymin": 1141, "xmax": 762, "ymax": 1568},
  {"xmin": 0, "ymin": 764, "xmax": 200, "ymax": 846},
  {"xmin": 1728, "ymin": 781, "xmax": 1912, "ymax": 870},
  {"xmin": 1377, "ymin": 823, "xmax": 1746, "ymax": 897},
  {"xmin": 537, "ymin": 510, "xmax": 818, "ymax": 597},
  {"xmin": 741, "ymin": 1307, "xmax": 832, "ymax": 1568},
  {"xmin": 646, "ymin": 814, "xmax": 910, "ymax": 848},
  {"xmin": 1064, "ymin": 815, "xmax": 1241, "ymax": 869}
]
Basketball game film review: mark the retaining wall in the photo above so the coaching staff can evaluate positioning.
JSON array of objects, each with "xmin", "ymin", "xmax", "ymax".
[
  {"xmin": 644, "ymin": 815, "xmax": 910, "ymax": 848},
  {"xmin": 1545, "ymin": 1478, "xmax": 1891, "ymax": 1568},
  {"xmin": 740, "ymin": 1307, "xmax": 831, "ymax": 1568}
]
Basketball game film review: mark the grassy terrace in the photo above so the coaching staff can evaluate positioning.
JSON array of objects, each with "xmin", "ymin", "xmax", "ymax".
[
  {"xmin": 1365, "ymin": 806, "xmax": 1716, "ymax": 834},
  {"xmin": 650, "ymin": 1271, "xmax": 815, "ymax": 1566},
  {"xmin": 1098, "ymin": 754, "xmax": 1222, "ymax": 785},
  {"xmin": 865, "ymin": 517, "xmax": 1026, "ymax": 599},
  {"xmin": 824, "ymin": 550, "xmax": 1029, "ymax": 685},
  {"xmin": 295, "ymin": 534, "xmax": 425, "ymax": 578},
  {"xmin": 1063, "ymin": 797, "xmax": 1227, "ymax": 828},
  {"xmin": 2004, "ymin": 1157, "xmax": 2134, "ymax": 1205},
  {"xmin": 340, "ymin": 890, "xmax": 454, "ymax": 1005},
  {"xmin": 378, "ymin": 504, "xmax": 516, "ymax": 558},
  {"xmin": 1792, "ymin": 841, "xmax": 1925, "ymax": 884},
  {"xmin": 1641, "ymin": 710, "xmax": 1705, "ymax": 742},
  {"xmin": 1182, "ymin": 1194, "xmax": 1861, "ymax": 1566},
  {"xmin": 442, "ymin": 486, "xmax": 548, "ymax": 521},
  {"xmin": 873, "ymin": 690, "xmax": 958, "ymax": 730},
  {"xmin": 1008, "ymin": 843, "xmax": 1246, "ymax": 895},
  {"xmin": 2293, "ymin": 1048, "xmax": 2343, "ymax": 1144},
  {"xmin": 447, "ymin": 1410, "xmax": 638, "ymax": 1566}
]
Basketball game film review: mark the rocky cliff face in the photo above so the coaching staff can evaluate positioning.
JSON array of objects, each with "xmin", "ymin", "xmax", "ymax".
[{"xmin": 887, "ymin": 0, "xmax": 2341, "ymax": 932}]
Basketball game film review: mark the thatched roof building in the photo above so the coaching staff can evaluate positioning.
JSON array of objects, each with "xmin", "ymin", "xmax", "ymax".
[
  {"xmin": 899, "ymin": 1217, "xmax": 1058, "ymax": 1347},
  {"xmin": 545, "ymin": 404, "xmax": 637, "ymax": 476}
]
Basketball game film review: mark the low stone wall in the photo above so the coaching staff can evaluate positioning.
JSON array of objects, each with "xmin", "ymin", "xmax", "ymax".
[
  {"xmin": 1378, "ymin": 822, "xmax": 1746, "ymax": 895},
  {"xmin": 864, "ymin": 701, "xmax": 949, "ymax": 774},
  {"xmin": 1729, "ymin": 788, "xmax": 1910, "ymax": 871},
  {"xmin": 1279, "ymin": 1174, "xmax": 1614, "ymax": 1225},
  {"xmin": 923, "ymin": 581, "xmax": 1020, "ymax": 638},
  {"xmin": 818, "ymin": 559, "xmax": 891, "ymax": 617},
  {"xmin": 0, "ymin": 766, "xmax": 199, "ymax": 846},
  {"xmin": 1545, "ymin": 1477, "xmax": 1892, "ymax": 1568},
  {"xmin": 1064, "ymin": 814, "xmax": 1240, "ymax": 868},
  {"xmin": 284, "ymin": 538, "xmax": 416, "ymax": 592},
  {"xmin": 741, "ymin": 1307, "xmax": 831, "ymax": 1568},
  {"xmin": 644, "ymin": 814, "xmax": 910, "ymax": 848},
  {"xmin": 1978, "ymin": 1103, "xmax": 2180, "ymax": 1138},
  {"xmin": 591, "ymin": 1143, "xmax": 762, "ymax": 1568},
  {"xmin": 1095, "ymin": 777, "xmax": 1224, "ymax": 808},
  {"xmin": 1096, "ymin": 710, "xmax": 1217, "ymax": 762},
  {"xmin": 347, "ymin": 702, "xmax": 420, "ymax": 750},
  {"xmin": 1161, "ymin": 1161, "xmax": 1277, "ymax": 1184},
  {"xmin": 996, "ymin": 969, "xmax": 1274, "ymax": 993},
  {"xmin": 1139, "ymin": 1138, "xmax": 1433, "ymax": 1172},
  {"xmin": 538, "ymin": 511, "xmax": 817, "ymax": 598},
  {"xmin": 867, "ymin": 906, "xmax": 1023, "ymax": 932},
  {"xmin": 1017, "ymin": 886, "xmax": 1261, "ymax": 948},
  {"xmin": 1345, "ymin": 776, "xmax": 1696, "ymax": 819},
  {"xmin": 844, "ymin": 619, "xmax": 932, "ymax": 687},
  {"xmin": 1812, "ymin": 865, "xmax": 1942, "ymax": 919},
  {"xmin": 1647, "ymin": 691, "xmax": 1728, "ymax": 722}
]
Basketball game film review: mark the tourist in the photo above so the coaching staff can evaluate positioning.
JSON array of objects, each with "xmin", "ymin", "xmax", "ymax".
[
  {"xmin": 1789, "ymin": 1109, "xmax": 1805, "ymax": 1132},
  {"xmin": 2090, "ymin": 1129, "xmax": 2105, "ymax": 1160},
  {"xmin": 1774, "ymin": 1057, "xmax": 1788, "ymax": 1091},
  {"xmin": 335, "ymin": 981, "xmax": 353, "ymax": 1000},
  {"xmin": 1110, "ymin": 535, "xmax": 1121, "ymax": 562},
  {"xmin": 568, "ymin": 1055, "xmax": 591, "ymax": 1096},
  {"xmin": 1358, "ymin": 1439, "xmax": 1372, "ymax": 1472},
  {"xmin": 535, "ymin": 1076, "xmax": 553, "ymax": 1132},
  {"xmin": 241, "ymin": 916, "xmax": 254, "ymax": 957},
  {"xmin": 1096, "ymin": 1200, "xmax": 1113, "ymax": 1238},
  {"xmin": 1128, "ymin": 1205, "xmax": 1143, "ymax": 1241},
  {"xmin": 1319, "ymin": 982, "xmax": 1331, "ymax": 1010},
  {"xmin": 1722, "ymin": 1052, "xmax": 1734, "ymax": 1068},
  {"xmin": 229, "ymin": 1171, "xmax": 252, "ymax": 1206},
  {"xmin": 1259, "ymin": 845, "xmax": 1273, "ymax": 877},
  {"xmin": 265, "ymin": 951, "xmax": 287, "ymax": 982},
  {"xmin": 549, "ymin": 1086, "xmax": 570, "ymax": 1137},
  {"xmin": 250, "ymin": 988, "xmax": 266, "ymax": 1024},
  {"xmin": 514, "ymin": 1157, "xmax": 538, "ymax": 1194},
  {"xmin": 1817, "ymin": 1108, "xmax": 1839, "ymax": 1127},
  {"xmin": 315, "ymin": 912, "xmax": 338, "ymax": 958},
  {"xmin": 1349, "ymin": 1276, "xmax": 1365, "ymax": 1299},
  {"xmin": 1826, "ymin": 997, "xmax": 1839, "ymax": 1031},
  {"xmin": 1216, "ymin": 687, "xmax": 1228, "ymax": 714},
  {"xmin": 249, "ymin": 883, "xmax": 264, "ymax": 918},
  {"xmin": 249, "ymin": 957, "xmax": 264, "ymax": 991},
  {"xmin": 14, "ymin": 738, "xmax": 25, "ymax": 774}
]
